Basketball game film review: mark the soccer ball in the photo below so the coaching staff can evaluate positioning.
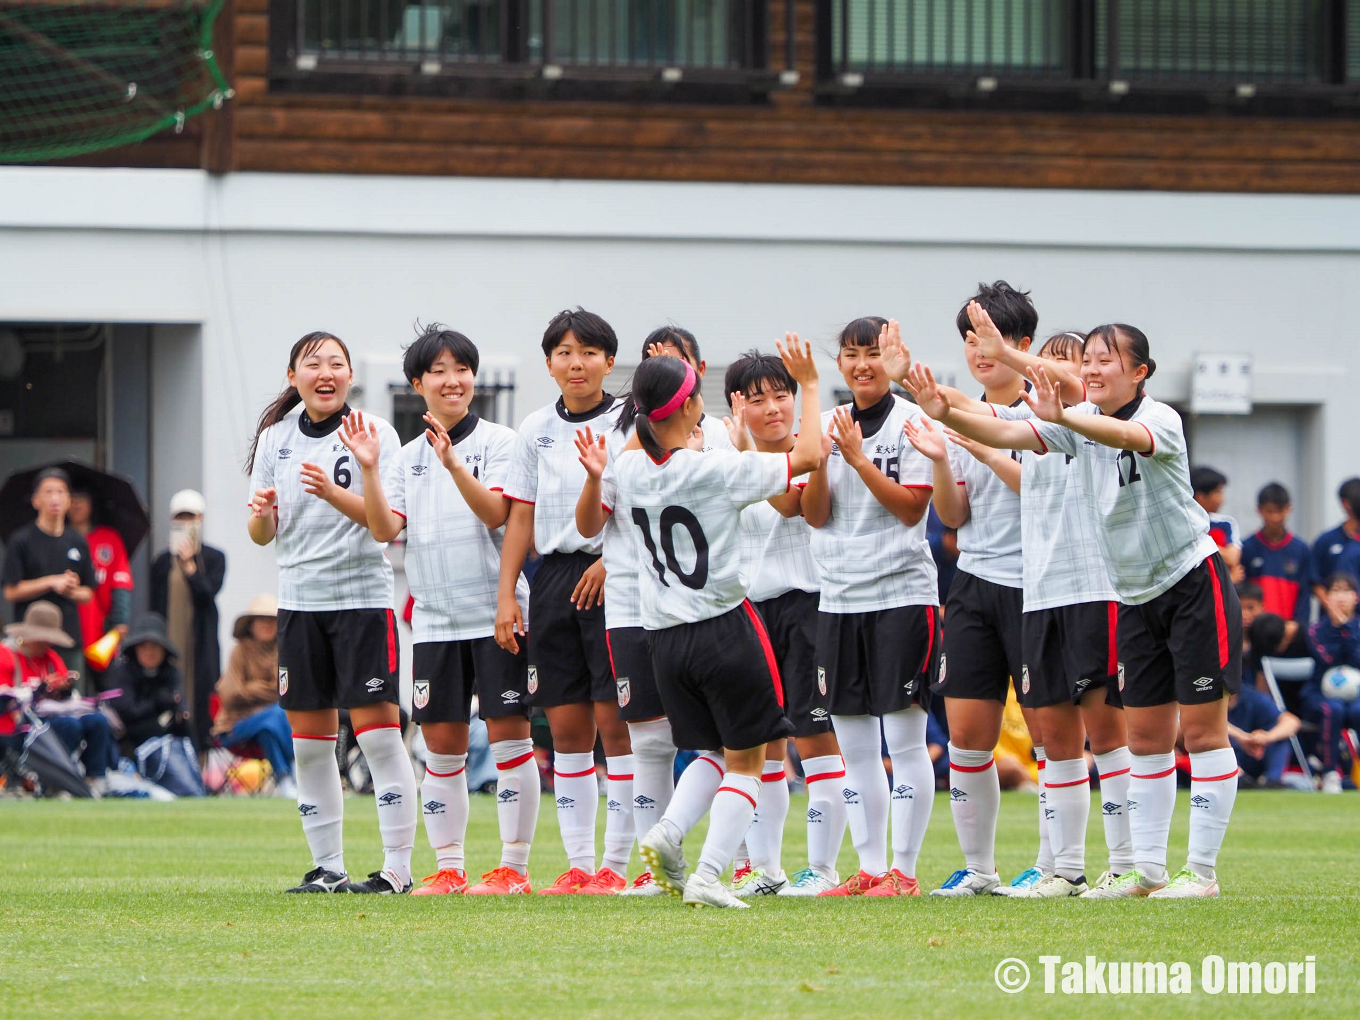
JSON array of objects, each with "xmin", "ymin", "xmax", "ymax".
[{"xmin": 1320, "ymin": 665, "xmax": 1360, "ymax": 702}]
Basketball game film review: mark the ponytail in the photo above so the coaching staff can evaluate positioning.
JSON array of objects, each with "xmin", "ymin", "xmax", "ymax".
[
  {"xmin": 635, "ymin": 416, "xmax": 665, "ymax": 461},
  {"xmin": 245, "ymin": 331, "xmax": 351, "ymax": 473}
]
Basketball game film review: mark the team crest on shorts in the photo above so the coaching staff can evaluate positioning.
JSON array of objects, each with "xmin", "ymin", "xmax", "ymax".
[
  {"xmin": 817, "ymin": 667, "xmax": 827, "ymax": 696},
  {"xmin": 938, "ymin": 654, "xmax": 947, "ymax": 686},
  {"xmin": 413, "ymin": 681, "xmax": 430, "ymax": 710},
  {"xmin": 616, "ymin": 678, "xmax": 631, "ymax": 707},
  {"xmin": 1118, "ymin": 661, "xmax": 1126, "ymax": 691},
  {"xmin": 1021, "ymin": 664, "xmax": 1030, "ymax": 696},
  {"xmin": 527, "ymin": 666, "xmax": 538, "ymax": 695},
  {"xmin": 278, "ymin": 667, "xmax": 289, "ymax": 696}
]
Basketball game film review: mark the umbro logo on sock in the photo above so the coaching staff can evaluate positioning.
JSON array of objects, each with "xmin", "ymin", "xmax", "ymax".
[
  {"xmin": 424, "ymin": 800, "xmax": 445, "ymax": 815},
  {"xmin": 1044, "ymin": 808, "xmax": 1055, "ymax": 820},
  {"xmin": 1102, "ymin": 801, "xmax": 1122, "ymax": 816},
  {"xmin": 1127, "ymin": 799, "xmax": 1140, "ymax": 811},
  {"xmin": 634, "ymin": 795, "xmax": 655, "ymax": 807},
  {"xmin": 842, "ymin": 788, "xmax": 859, "ymax": 804},
  {"xmin": 1191, "ymin": 794, "xmax": 1211, "ymax": 810},
  {"xmin": 366, "ymin": 678, "xmax": 385, "ymax": 692},
  {"xmin": 893, "ymin": 784, "xmax": 914, "ymax": 799},
  {"xmin": 808, "ymin": 809, "xmax": 823, "ymax": 821},
  {"xmin": 377, "ymin": 792, "xmax": 403, "ymax": 806},
  {"xmin": 298, "ymin": 803, "xmax": 317, "ymax": 817},
  {"xmin": 949, "ymin": 787, "xmax": 967, "ymax": 802},
  {"xmin": 607, "ymin": 799, "xmax": 622, "ymax": 811},
  {"xmin": 556, "ymin": 796, "xmax": 574, "ymax": 808},
  {"xmin": 498, "ymin": 789, "xmax": 518, "ymax": 803}
]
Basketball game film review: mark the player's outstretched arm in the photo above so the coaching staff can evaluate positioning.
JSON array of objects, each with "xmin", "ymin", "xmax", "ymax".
[
  {"xmin": 495, "ymin": 500, "xmax": 533, "ymax": 653},
  {"xmin": 907, "ymin": 364, "xmax": 1044, "ymax": 452},
  {"xmin": 1024, "ymin": 363, "xmax": 1150, "ymax": 453},
  {"xmin": 574, "ymin": 427, "xmax": 609, "ymax": 540},
  {"xmin": 904, "ymin": 416, "xmax": 969, "ymax": 528},
  {"xmin": 966, "ymin": 300, "xmax": 1084, "ymax": 406},
  {"xmin": 946, "ymin": 428, "xmax": 1022, "ymax": 496},
  {"xmin": 340, "ymin": 411, "xmax": 402, "ymax": 543},
  {"xmin": 779, "ymin": 333, "xmax": 822, "ymax": 478}
]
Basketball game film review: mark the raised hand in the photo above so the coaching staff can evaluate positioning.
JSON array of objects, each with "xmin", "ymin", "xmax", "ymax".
[
  {"xmin": 905, "ymin": 363, "xmax": 951, "ymax": 420},
  {"xmin": 338, "ymin": 410, "xmax": 382, "ymax": 470},
  {"xmin": 879, "ymin": 319, "xmax": 912, "ymax": 385},
  {"xmin": 574, "ymin": 427, "xmax": 608, "ymax": 480},
  {"xmin": 945, "ymin": 426, "xmax": 1004, "ymax": 466},
  {"xmin": 646, "ymin": 342, "xmax": 668, "ymax": 360},
  {"xmin": 829, "ymin": 407, "xmax": 865, "ymax": 466},
  {"xmin": 965, "ymin": 299, "xmax": 1008, "ymax": 362},
  {"xmin": 423, "ymin": 412, "xmax": 457, "ymax": 471},
  {"xmin": 777, "ymin": 333, "xmax": 818, "ymax": 386},
  {"xmin": 723, "ymin": 392, "xmax": 753, "ymax": 451},
  {"xmin": 686, "ymin": 422, "xmax": 706, "ymax": 451},
  {"xmin": 1022, "ymin": 363, "xmax": 1064, "ymax": 423},
  {"xmin": 299, "ymin": 462, "xmax": 337, "ymax": 502},
  {"xmin": 903, "ymin": 415, "xmax": 949, "ymax": 463},
  {"xmin": 249, "ymin": 487, "xmax": 277, "ymax": 519}
]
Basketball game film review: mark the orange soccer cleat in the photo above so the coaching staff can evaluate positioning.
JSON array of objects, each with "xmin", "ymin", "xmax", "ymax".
[
  {"xmin": 862, "ymin": 869, "xmax": 920, "ymax": 897},
  {"xmin": 536, "ymin": 867, "xmax": 596, "ymax": 895},
  {"xmin": 410, "ymin": 869, "xmax": 469, "ymax": 896},
  {"xmin": 575, "ymin": 867, "xmax": 627, "ymax": 895},
  {"xmin": 465, "ymin": 866, "xmax": 532, "ymax": 895},
  {"xmin": 816, "ymin": 869, "xmax": 880, "ymax": 897}
]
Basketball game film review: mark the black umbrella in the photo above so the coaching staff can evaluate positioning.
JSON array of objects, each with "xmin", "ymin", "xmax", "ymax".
[
  {"xmin": 18, "ymin": 714, "xmax": 94, "ymax": 798},
  {"xmin": 0, "ymin": 460, "xmax": 149, "ymax": 554}
]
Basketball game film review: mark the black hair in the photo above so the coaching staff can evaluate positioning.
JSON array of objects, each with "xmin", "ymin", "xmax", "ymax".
[
  {"xmin": 838, "ymin": 316, "xmax": 888, "ymax": 350},
  {"xmin": 31, "ymin": 467, "xmax": 71, "ymax": 495},
  {"xmin": 723, "ymin": 349, "xmax": 797, "ymax": 409},
  {"xmin": 1248, "ymin": 612, "xmax": 1286, "ymax": 655},
  {"xmin": 1338, "ymin": 477, "xmax": 1360, "ymax": 517},
  {"xmin": 1036, "ymin": 330, "xmax": 1086, "ymax": 364},
  {"xmin": 246, "ymin": 331, "xmax": 351, "ymax": 473},
  {"xmin": 955, "ymin": 280, "xmax": 1039, "ymax": 342},
  {"xmin": 1085, "ymin": 324, "xmax": 1157, "ymax": 389},
  {"xmin": 1235, "ymin": 581, "xmax": 1264, "ymax": 603},
  {"xmin": 1190, "ymin": 466, "xmax": 1228, "ymax": 496},
  {"xmin": 1324, "ymin": 571, "xmax": 1359, "ymax": 593},
  {"xmin": 403, "ymin": 322, "xmax": 479, "ymax": 383},
  {"xmin": 1257, "ymin": 482, "xmax": 1291, "ymax": 508},
  {"xmin": 541, "ymin": 307, "xmax": 619, "ymax": 359},
  {"xmin": 642, "ymin": 326, "xmax": 701, "ymax": 367},
  {"xmin": 630, "ymin": 356, "xmax": 700, "ymax": 461}
]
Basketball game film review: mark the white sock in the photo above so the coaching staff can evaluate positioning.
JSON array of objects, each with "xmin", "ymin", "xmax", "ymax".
[
  {"xmin": 355, "ymin": 724, "xmax": 418, "ymax": 889},
  {"xmin": 832, "ymin": 714, "xmax": 889, "ymax": 877},
  {"xmin": 421, "ymin": 751, "xmax": 468, "ymax": 872},
  {"xmin": 747, "ymin": 759, "xmax": 789, "ymax": 878},
  {"xmin": 628, "ymin": 719, "xmax": 676, "ymax": 852},
  {"xmin": 802, "ymin": 754, "xmax": 849, "ymax": 877},
  {"xmin": 1044, "ymin": 756, "xmax": 1090, "ymax": 882},
  {"xmin": 660, "ymin": 752, "xmax": 724, "ymax": 843},
  {"xmin": 695, "ymin": 772, "xmax": 761, "ymax": 884},
  {"xmin": 947, "ymin": 743, "xmax": 1000, "ymax": 876},
  {"xmin": 882, "ymin": 708, "xmax": 934, "ymax": 879},
  {"xmin": 491, "ymin": 738, "xmax": 538, "ymax": 874},
  {"xmin": 1033, "ymin": 746, "xmax": 1054, "ymax": 875},
  {"xmin": 553, "ymin": 751, "xmax": 598, "ymax": 873},
  {"xmin": 602, "ymin": 754, "xmax": 635, "ymax": 876},
  {"xmin": 292, "ymin": 733, "xmax": 345, "ymax": 874},
  {"xmin": 1093, "ymin": 747, "xmax": 1134, "ymax": 873},
  {"xmin": 1128, "ymin": 751, "xmax": 1176, "ymax": 884},
  {"xmin": 1187, "ymin": 747, "xmax": 1239, "ymax": 880}
]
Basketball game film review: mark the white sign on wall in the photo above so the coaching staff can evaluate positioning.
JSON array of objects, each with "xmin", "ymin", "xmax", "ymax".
[{"xmin": 1191, "ymin": 354, "xmax": 1252, "ymax": 415}]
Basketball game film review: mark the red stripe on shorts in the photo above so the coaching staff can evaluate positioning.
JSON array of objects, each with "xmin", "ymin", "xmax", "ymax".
[
  {"xmin": 923, "ymin": 606, "xmax": 936, "ymax": 685},
  {"xmin": 1204, "ymin": 556, "xmax": 1230, "ymax": 670},
  {"xmin": 741, "ymin": 599, "xmax": 784, "ymax": 708},
  {"xmin": 1106, "ymin": 601, "xmax": 1119, "ymax": 677},
  {"xmin": 386, "ymin": 609, "xmax": 398, "ymax": 674},
  {"xmin": 605, "ymin": 630, "xmax": 618, "ymax": 679}
]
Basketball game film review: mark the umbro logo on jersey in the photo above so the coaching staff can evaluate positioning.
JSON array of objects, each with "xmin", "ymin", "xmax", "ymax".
[
  {"xmin": 501, "ymin": 690, "xmax": 520, "ymax": 703},
  {"xmin": 278, "ymin": 667, "xmax": 289, "ymax": 696},
  {"xmin": 634, "ymin": 795, "xmax": 655, "ymax": 807},
  {"xmin": 810, "ymin": 708, "xmax": 828, "ymax": 720},
  {"xmin": 366, "ymin": 677, "xmax": 385, "ymax": 692},
  {"xmin": 377, "ymin": 792, "xmax": 403, "ymax": 806},
  {"xmin": 298, "ymin": 803, "xmax": 317, "ymax": 817},
  {"xmin": 278, "ymin": 448, "xmax": 292, "ymax": 459},
  {"xmin": 413, "ymin": 681, "xmax": 430, "ymax": 709},
  {"xmin": 892, "ymin": 784, "xmax": 913, "ymax": 800},
  {"xmin": 536, "ymin": 436, "xmax": 554, "ymax": 447},
  {"xmin": 498, "ymin": 789, "xmax": 518, "ymax": 803},
  {"xmin": 1021, "ymin": 664, "xmax": 1030, "ymax": 696},
  {"xmin": 424, "ymin": 800, "xmax": 445, "ymax": 815},
  {"xmin": 556, "ymin": 796, "xmax": 574, "ymax": 808},
  {"xmin": 1102, "ymin": 801, "xmax": 1122, "ymax": 816},
  {"xmin": 527, "ymin": 666, "xmax": 538, "ymax": 695},
  {"xmin": 1083, "ymin": 440, "xmax": 1097, "ymax": 447},
  {"xmin": 411, "ymin": 464, "xmax": 428, "ymax": 476},
  {"xmin": 817, "ymin": 667, "xmax": 827, "ymax": 696},
  {"xmin": 616, "ymin": 678, "xmax": 631, "ymax": 707},
  {"xmin": 1191, "ymin": 794, "xmax": 1211, "ymax": 810},
  {"xmin": 1193, "ymin": 676, "xmax": 1215, "ymax": 690},
  {"xmin": 949, "ymin": 787, "xmax": 967, "ymax": 802}
]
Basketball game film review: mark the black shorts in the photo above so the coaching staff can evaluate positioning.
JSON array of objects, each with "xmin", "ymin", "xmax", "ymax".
[
  {"xmin": 277, "ymin": 608, "xmax": 399, "ymax": 711},
  {"xmin": 936, "ymin": 570, "xmax": 1023, "ymax": 702},
  {"xmin": 606, "ymin": 627, "xmax": 667, "ymax": 722},
  {"xmin": 646, "ymin": 601, "xmax": 793, "ymax": 753},
  {"xmin": 411, "ymin": 637, "xmax": 529, "ymax": 725},
  {"xmin": 754, "ymin": 589, "xmax": 829, "ymax": 738},
  {"xmin": 1117, "ymin": 553, "xmax": 1242, "ymax": 708},
  {"xmin": 1021, "ymin": 601, "xmax": 1123, "ymax": 709},
  {"xmin": 526, "ymin": 551, "xmax": 614, "ymax": 708},
  {"xmin": 816, "ymin": 604, "xmax": 938, "ymax": 718}
]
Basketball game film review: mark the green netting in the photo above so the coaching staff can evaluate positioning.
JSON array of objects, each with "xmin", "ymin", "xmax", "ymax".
[{"xmin": 0, "ymin": 0, "xmax": 231, "ymax": 163}]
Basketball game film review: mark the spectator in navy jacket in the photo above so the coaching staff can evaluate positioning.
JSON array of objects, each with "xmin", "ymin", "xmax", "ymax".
[
  {"xmin": 1304, "ymin": 572, "xmax": 1360, "ymax": 794},
  {"xmin": 1311, "ymin": 477, "xmax": 1360, "ymax": 602},
  {"xmin": 1242, "ymin": 482, "xmax": 1311, "ymax": 656}
]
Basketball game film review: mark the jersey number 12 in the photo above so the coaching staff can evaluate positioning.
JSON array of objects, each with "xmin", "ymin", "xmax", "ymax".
[{"xmin": 631, "ymin": 507, "xmax": 710, "ymax": 590}]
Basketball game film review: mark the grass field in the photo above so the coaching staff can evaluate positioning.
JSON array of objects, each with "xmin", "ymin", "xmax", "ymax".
[{"xmin": 1, "ymin": 789, "xmax": 1354, "ymax": 1019}]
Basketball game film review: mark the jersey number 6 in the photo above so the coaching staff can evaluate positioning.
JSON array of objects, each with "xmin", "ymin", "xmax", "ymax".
[
  {"xmin": 630, "ymin": 506, "xmax": 710, "ymax": 590},
  {"xmin": 334, "ymin": 455, "xmax": 352, "ymax": 489}
]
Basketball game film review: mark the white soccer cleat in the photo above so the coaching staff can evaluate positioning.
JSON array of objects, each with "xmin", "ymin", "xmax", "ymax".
[
  {"xmin": 620, "ymin": 871, "xmax": 667, "ymax": 897},
  {"xmin": 682, "ymin": 874, "xmax": 749, "ymax": 909},
  {"xmin": 992, "ymin": 866, "xmax": 1044, "ymax": 896},
  {"xmin": 1321, "ymin": 771, "xmax": 1343, "ymax": 794},
  {"xmin": 1086, "ymin": 870, "xmax": 1114, "ymax": 894},
  {"xmin": 1021, "ymin": 874, "xmax": 1088, "ymax": 898},
  {"xmin": 930, "ymin": 868, "xmax": 1001, "ymax": 897},
  {"xmin": 274, "ymin": 774, "xmax": 298, "ymax": 799},
  {"xmin": 1079, "ymin": 868, "xmax": 1166, "ymax": 899},
  {"xmin": 732, "ymin": 866, "xmax": 788, "ymax": 898},
  {"xmin": 777, "ymin": 867, "xmax": 839, "ymax": 897},
  {"xmin": 1148, "ymin": 867, "xmax": 1220, "ymax": 899},
  {"xmin": 639, "ymin": 823, "xmax": 687, "ymax": 896}
]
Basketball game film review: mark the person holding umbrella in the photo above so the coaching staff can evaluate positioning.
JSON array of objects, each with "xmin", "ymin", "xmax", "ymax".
[{"xmin": 68, "ymin": 486, "xmax": 134, "ymax": 687}]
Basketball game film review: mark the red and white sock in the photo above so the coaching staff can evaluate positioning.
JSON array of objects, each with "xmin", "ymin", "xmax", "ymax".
[
  {"xmin": 694, "ymin": 772, "xmax": 761, "ymax": 884},
  {"xmin": 356, "ymin": 723, "xmax": 418, "ymax": 889},
  {"xmin": 1129, "ymin": 751, "xmax": 1177, "ymax": 884},
  {"xmin": 1187, "ymin": 747, "xmax": 1239, "ymax": 880},
  {"xmin": 1043, "ymin": 756, "xmax": 1090, "ymax": 882},
  {"xmin": 747, "ymin": 759, "xmax": 789, "ymax": 878},
  {"xmin": 491, "ymin": 738, "xmax": 538, "ymax": 874},
  {"xmin": 421, "ymin": 751, "xmax": 468, "ymax": 872},
  {"xmin": 602, "ymin": 754, "xmax": 635, "ymax": 875},
  {"xmin": 553, "ymin": 751, "xmax": 598, "ymax": 873},
  {"xmin": 627, "ymin": 719, "xmax": 676, "ymax": 850},
  {"xmin": 1093, "ymin": 746, "xmax": 1134, "ymax": 873},
  {"xmin": 1033, "ymin": 746, "xmax": 1054, "ymax": 876},
  {"xmin": 659, "ymin": 751, "xmax": 724, "ymax": 844},
  {"xmin": 801, "ymin": 754, "xmax": 848, "ymax": 877},
  {"xmin": 947, "ymin": 743, "xmax": 1000, "ymax": 876},
  {"xmin": 833, "ymin": 713, "xmax": 890, "ymax": 877},
  {"xmin": 883, "ymin": 707, "xmax": 934, "ymax": 879},
  {"xmin": 292, "ymin": 732, "xmax": 344, "ymax": 874}
]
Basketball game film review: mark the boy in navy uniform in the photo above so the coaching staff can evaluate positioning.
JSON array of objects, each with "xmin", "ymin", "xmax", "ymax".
[
  {"xmin": 1241, "ymin": 482, "xmax": 1312, "ymax": 656},
  {"xmin": 1311, "ymin": 478, "xmax": 1360, "ymax": 601}
]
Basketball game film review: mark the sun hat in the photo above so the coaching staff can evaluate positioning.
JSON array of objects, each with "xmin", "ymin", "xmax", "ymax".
[
  {"xmin": 232, "ymin": 593, "xmax": 279, "ymax": 640},
  {"xmin": 4, "ymin": 601, "xmax": 75, "ymax": 648}
]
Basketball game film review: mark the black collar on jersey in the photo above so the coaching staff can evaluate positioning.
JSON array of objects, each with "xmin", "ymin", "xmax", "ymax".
[
  {"xmin": 556, "ymin": 393, "xmax": 615, "ymax": 423},
  {"xmin": 298, "ymin": 403, "xmax": 350, "ymax": 438},
  {"xmin": 851, "ymin": 391, "xmax": 895, "ymax": 438},
  {"xmin": 425, "ymin": 412, "xmax": 480, "ymax": 447},
  {"xmin": 1109, "ymin": 392, "xmax": 1146, "ymax": 421}
]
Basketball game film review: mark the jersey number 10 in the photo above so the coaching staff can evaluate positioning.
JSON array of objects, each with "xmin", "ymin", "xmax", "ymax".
[{"xmin": 631, "ymin": 506, "xmax": 710, "ymax": 591}]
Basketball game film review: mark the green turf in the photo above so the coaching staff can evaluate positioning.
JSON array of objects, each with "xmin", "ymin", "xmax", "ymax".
[{"xmin": 0, "ymin": 789, "xmax": 1353, "ymax": 1018}]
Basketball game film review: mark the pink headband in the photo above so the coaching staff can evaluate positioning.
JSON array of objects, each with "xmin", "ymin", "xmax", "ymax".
[{"xmin": 646, "ymin": 361, "xmax": 697, "ymax": 422}]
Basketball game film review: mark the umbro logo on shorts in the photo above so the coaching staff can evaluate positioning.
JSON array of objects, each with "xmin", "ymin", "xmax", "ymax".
[
  {"xmin": 811, "ymin": 707, "xmax": 828, "ymax": 720},
  {"xmin": 278, "ymin": 668, "xmax": 289, "ymax": 696},
  {"xmin": 366, "ymin": 677, "xmax": 385, "ymax": 692},
  {"xmin": 501, "ymin": 690, "xmax": 520, "ymax": 703},
  {"xmin": 817, "ymin": 667, "xmax": 827, "ymax": 696},
  {"xmin": 892, "ymin": 784, "xmax": 913, "ymax": 799},
  {"xmin": 377, "ymin": 792, "xmax": 403, "ymax": 806},
  {"xmin": 903, "ymin": 679, "xmax": 916, "ymax": 694},
  {"xmin": 616, "ymin": 678, "xmax": 631, "ymax": 707},
  {"xmin": 411, "ymin": 464, "xmax": 428, "ymax": 476},
  {"xmin": 1021, "ymin": 665, "xmax": 1030, "ymax": 696},
  {"xmin": 413, "ymin": 681, "xmax": 430, "ymax": 709},
  {"xmin": 498, "ymin": 789, "xmax": 518, "ymax": 803},
  {"xmin": 1194, "ymin": 676, "xmax": 1215, "ymax": 690},
  {"xmin": 556, "ymin": 796, "xmax": 574, "ymax": 808},
  {"xmin": 424, "ymin": 800, "xmax": 445, "ymax": 815},
  {"xmin": 1075, "ymin": 678, "xmax": 1092, "ymax": 691},
  {"xmin": 1102, "ymin": 801, "xmax": 1122, "ymax": 816},
  {"xmin": 298, "ymin": 803, "xmax": 317, "ymax": 817},
  {"xmin": 949, "ymin": 787, "xmax": 967, "ymax": 802},
  {"xmin": 536, "ymin": 436, "xmax": 554, "ymax": 447},
  {"xmin": 527, "ymin": 666, "xmax": 538, "ymax": 695},
  {"xmin": 1191, "ymin": 794, "xmax": 1211, "ymax": 810}
]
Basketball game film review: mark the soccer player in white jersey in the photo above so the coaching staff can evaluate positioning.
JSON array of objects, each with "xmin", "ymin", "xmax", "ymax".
[
  {"xmin": 800, "ymin": 317, "xmax": 939, "ymax": 898},
  {"xmin": 909, "ymin": 323, "xmax": 1242, "ymax": 899},
  {"xmin": 246, "ymin": 332, "xmax": 417, "ymax": 894},
  {"xmin": 940, "ymin": 313, "xmax": 1134, "ymax": 898},
  {"xmin": 724, "ymin": 350, "xmax": 848, "ymax": 897},
  {"xmin": 577, "ymin": 337, "xmax": 823, "ymax": 908},
  {"xmin": 339, "ymin": 325, "xmax": 539, "ymax": 896},
  {"xmin": 497, "ymin": 309, "xmax": 634, "ymax": 895}
]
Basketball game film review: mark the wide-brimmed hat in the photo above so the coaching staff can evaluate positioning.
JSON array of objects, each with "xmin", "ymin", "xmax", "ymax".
[
  {"xmin": 233, "ymin": 593, "xmax": 279, "ymax": 640},
  {"xmin": 122, "ymin": 612, "xmax": 179, "ymax": 659},
  {"xmin": 4, "ymin": 601, "xmax": 74, "ymax": 648}
]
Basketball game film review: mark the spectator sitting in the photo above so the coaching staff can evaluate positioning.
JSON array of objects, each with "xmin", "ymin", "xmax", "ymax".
[
  {"xmin": 1311, "ymin": 477, "xmax": 1360, "ymax": 602},
  {"xmin": 1303, "ymin": 572, "xmax": 1360, "ymax": 794},
  {"xmin": 1241, "ymin": 482, "xmax": 1312, "ymax": 657},
  {"xmin": 67, "ymin": 486, "xmax": 134, "ymax": 688},
  {"xmin": 0, "ymin": 601, "xmax": 117, "ymax": 794},
  {"xmin": 105, "ymin": 613, "xmax": 191, "ymax": 755},
  {"xmin": 1192, "ymin": 465, "xmax": 1244, "ymax": 583},
  {"xmin": 1228, "ymin": 613, "xmax": 1302, "ymax": 787},
  {"xmin": 212, "ymin": 594, "xmax": 295, "ymax": 798}
]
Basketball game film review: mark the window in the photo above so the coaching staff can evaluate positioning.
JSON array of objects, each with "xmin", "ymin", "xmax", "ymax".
[{"xmin": 388, "ymin": 368, "xmax": 516, "ymax": 445}]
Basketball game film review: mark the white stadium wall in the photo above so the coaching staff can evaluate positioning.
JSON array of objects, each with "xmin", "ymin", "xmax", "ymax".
[{"xmin": 1, "ymin": 166, "xmax": 1358, "ymax": 662}]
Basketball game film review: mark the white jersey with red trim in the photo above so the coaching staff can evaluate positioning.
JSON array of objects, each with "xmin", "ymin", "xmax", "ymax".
[
  {"xmin": 995, "ymin": 405, "xmax": 1118, "ymax": 612},
  {"xmin": 739, "ymin": 471, "xmax": 819, "ymax": 603},
  {"xmin": 387, "ymin": 415, "xmax": 529, "ymax": 642},
  {"xmin": 948, "ymin": 399, "xmax": 1026, "ymax": 589},
  {"xmin": 810, "ymin": 394, "xmax": 937, "ymax": 613},
  {"xmin": 606, "ymin": 447, "xmax": 790, "ymax": 630},
  {"xmin": 1031, "ymin": 394, "xmax": 1218, "ymax": 605},
  {"xmin": 249, "ymin": 406, "xmax": 401, "ymax": 612},
  {"xmin": 502, "ymin": 395, "xmax": 622, "ymax": 557}
]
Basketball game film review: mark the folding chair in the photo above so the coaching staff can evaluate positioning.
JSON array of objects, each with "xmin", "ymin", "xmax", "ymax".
[
  {"xmin": 206, "ymin": 694, "xmax": 275, "ymax": 796},
  {"xmin": 1260, "ymin": 656, "xmax": 1316, "ymax": 784}
]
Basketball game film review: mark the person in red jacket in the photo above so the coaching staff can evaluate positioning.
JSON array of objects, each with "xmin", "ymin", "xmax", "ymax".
[{"xmin": 67, "ymin": 487, "xmax": 133, "ymax": 683}]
